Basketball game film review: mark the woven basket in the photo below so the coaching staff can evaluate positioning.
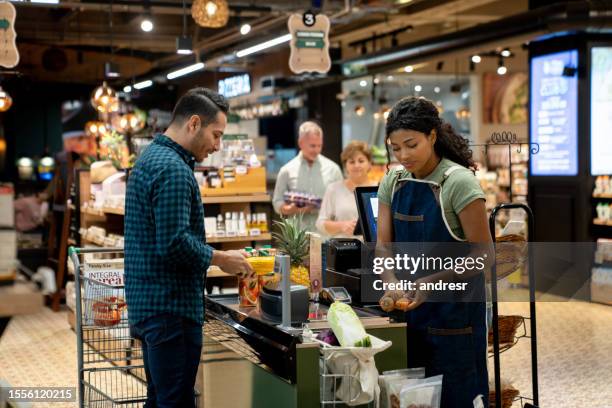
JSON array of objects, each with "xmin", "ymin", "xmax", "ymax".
[
  {"xmin": 495, "ymin": 234, "xmax": 526, "ymax": 243},
  {"xmin": 488, "ymin": 315, "xmax": 524, "ymax": 345},
  {"xmin": 488, "ymin": 385, "xmax": 520, "ymax": 408}
]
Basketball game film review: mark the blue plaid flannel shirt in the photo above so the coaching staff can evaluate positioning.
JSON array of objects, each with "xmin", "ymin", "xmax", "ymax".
[{"xmin": 124, "ymin": 134, "xmax": 212, "ymax": 326}]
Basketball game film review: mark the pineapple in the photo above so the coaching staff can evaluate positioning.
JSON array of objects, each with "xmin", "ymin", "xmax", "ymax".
[{"xmin": 272, "ymin": 215, "xmax": 311, "ymax": 288}]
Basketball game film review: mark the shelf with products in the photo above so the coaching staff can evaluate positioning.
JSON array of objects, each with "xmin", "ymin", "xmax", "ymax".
[{"xmin": 593, "ymin": 175, "xmax": 612, "ymax": 198}]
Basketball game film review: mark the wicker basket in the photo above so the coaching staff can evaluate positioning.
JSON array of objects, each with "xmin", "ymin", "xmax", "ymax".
[
  {"xmin": 488, "ymin": 315, "xmax": 524, "ymax": 345},
  {"xmin": 488, "ymin": 385, "xmax": 520, "ymax": 408}
]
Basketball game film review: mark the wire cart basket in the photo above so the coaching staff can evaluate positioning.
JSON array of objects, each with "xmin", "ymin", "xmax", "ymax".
[
  {"xmin": 69, "ymin": 246, "xmax": 147, "ymax": 408},
  {"xmin": 316, "ymin": 339, "xmax": 375, "ymax": 408}
]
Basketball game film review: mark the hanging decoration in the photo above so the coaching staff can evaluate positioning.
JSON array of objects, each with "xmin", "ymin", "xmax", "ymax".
[
  {"xmin": 288, "ymin": 11, "xmax": 331, "ymax": 74},
  {"xmin": 0, "ymin": 1, "xmax": 19, "ymax": 68},
  {"xmin": 191, "ymin": 0, "xmax": 229, "ymax": 28},
  {"xmin": 0, "ymin": 86, "xmax": 12, "ymax": 112},
  {"xmin": 91, "ymin": 82, "xmax": 119, "ymax": 113}
]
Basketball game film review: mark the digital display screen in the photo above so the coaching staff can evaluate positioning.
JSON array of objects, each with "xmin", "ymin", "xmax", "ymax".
[
  {"xmin": 218, "ymin": 74, "xmax": 251, "ymax": 98},
  {"xmin": 355, "ymin": 187, "xmax": 378, "ymax": 242},
  {"xmin": 590, "ymin": 47, "xmax": 612, "ymax": 175},
  {"xmin": 530, "ymin": 50, "xmax": 579, "ymax": 176}
]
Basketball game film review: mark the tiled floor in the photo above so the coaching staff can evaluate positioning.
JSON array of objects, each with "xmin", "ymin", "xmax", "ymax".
[{"xmin": 1, "ymin": 300, "xmax": 611, "ymax": 408}]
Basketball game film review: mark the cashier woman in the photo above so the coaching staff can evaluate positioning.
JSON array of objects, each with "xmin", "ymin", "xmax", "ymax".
[{"xmin": 376, "ymin": 97, "xmax": 492, "ymax": 407}]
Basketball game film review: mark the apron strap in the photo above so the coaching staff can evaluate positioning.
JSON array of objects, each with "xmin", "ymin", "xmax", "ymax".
[
  {"xmin": 439, "ymin": 165, "xmax": 467, "ymax": 242},
  {"xmin": 442, "ymin": 165, "xmax": 463, "ymax": 185}
]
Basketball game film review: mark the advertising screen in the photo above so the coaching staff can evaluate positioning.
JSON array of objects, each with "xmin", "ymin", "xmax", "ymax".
[
  {"xmin": 530, "ymin": 50, "xmax": 579, "ymax": 176},
  {"xmin": 218, "ymin": 74, "xmax": 251, "ymax": 98},
  {"xmin": 590, "ymin": 47, "xmax": 612, "ymax": 175}
]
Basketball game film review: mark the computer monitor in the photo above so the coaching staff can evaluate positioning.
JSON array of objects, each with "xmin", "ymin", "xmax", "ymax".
[{"xmin": 354, "ymin": 186, "xmax": 379, "ymax": 242}]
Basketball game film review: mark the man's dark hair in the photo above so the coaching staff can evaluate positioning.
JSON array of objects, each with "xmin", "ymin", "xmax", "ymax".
[{"xmin": 170, "ymin": 87, "xmax": 229, "ymax": 127}]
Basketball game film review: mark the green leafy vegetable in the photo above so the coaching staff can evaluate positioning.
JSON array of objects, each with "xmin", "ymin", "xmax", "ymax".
[{"xmin": 327, "ymin": 301, "xmax": 371, "ymax": 347}]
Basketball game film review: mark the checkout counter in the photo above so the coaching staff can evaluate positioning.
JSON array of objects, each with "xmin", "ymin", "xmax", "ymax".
[{"xmin": 200, "ymin": 295, "xmax": 406, "ymax": 408}]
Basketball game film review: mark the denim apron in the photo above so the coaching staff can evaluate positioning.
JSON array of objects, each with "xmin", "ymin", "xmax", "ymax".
[{"xmin": 390, "ymin": 166, "xmax": 488, "ymax": 408}]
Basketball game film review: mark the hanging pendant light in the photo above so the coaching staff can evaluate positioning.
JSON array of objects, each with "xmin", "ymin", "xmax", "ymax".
[
  {"xmin": 85, "ymin": 120, "xmax": 110, "ymax": 138},
  {"xmin": 118, "ymin": 112, "xmax": 145, "ymax": 133},
  {"xmin": 192, "ymin": 0, "xmax": 229, "ymax": 28},
  {"xmin": 0, "ymin": 86, "xmax": 13, "ymax": 112},
  {"xmin": 91, "ymin": 82, "xmax": 119, "ymax": 113}
]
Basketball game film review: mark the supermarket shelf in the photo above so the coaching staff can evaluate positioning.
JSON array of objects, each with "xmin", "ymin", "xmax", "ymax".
[
  {"xmin": 593, "ymin": 219, "xmax": 612, "ymax": 226},
  {"xmin": 81, "ymin": 206, "xmax": 125, "ymax": 216},
  {"xmin": 206, "ymin": 233, "xmax": 271, "ymax": 244},
  {"xmin": 201, "ymin": 193, "xmax": 271, "ymax": 204},
  {"xmin": 102, "ymin": 207, "xmax": 125, "ymax": 215},
  {"xmin": 81, "ymin": 207, "xmax": 106, "ymax": 217}
]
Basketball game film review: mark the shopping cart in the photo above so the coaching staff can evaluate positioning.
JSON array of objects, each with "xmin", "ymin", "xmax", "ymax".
[{"xmin": 69, "ymin": 247, "xmax": 147, "ymax": 408}]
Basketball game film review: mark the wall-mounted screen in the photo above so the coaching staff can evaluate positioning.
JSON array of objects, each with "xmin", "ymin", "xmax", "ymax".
[
  {"xmin": 530, "ymin": 50, "xmax": 578, "ymax": 176},
  {"xmin": 218, "ymin": 74, "xmax": 251, "ymax": 98},
  {"xmin": 590, "ymin": 47, "xmax": 612, "ymax": 175}
]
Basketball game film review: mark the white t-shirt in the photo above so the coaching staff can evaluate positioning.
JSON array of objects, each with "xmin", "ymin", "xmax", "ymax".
[{"xmin": 316, "ymin": 180, "xmax": 359, "ymax": 237}]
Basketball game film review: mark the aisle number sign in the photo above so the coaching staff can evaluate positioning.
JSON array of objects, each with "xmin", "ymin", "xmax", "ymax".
[
  {"xmin": 288, "ymin": 12, "xmax": 331, "ymax": 74},
  {"xmin": 0, "ymin": 1, "xmax": 19, "ymax": 68}
]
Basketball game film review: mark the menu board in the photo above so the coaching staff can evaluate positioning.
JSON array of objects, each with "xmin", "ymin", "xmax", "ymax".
[
  {"xmin": 530, "ymin": 50, "xmax": 578, "ymax": 176},
  {"xmin": 591, "ymin": 47, "xmax": 612, "ymax": 175}
]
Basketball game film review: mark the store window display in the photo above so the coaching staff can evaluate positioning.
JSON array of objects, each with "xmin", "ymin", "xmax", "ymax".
[
  {"xmin": 376, "ymin": 97, "xmax": 492, "ymax": 407},
  {"xmin": 316, "ymin": 141, "xmax": 376, "ymax": 237}
]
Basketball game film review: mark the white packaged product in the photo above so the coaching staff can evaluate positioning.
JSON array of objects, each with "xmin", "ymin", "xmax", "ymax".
[
  {"xmin": 396, "ymin": 375, "xmax": 443, "ymax": 408},
  {"xmin": 379, "ymin": 368, "xmax": 426, "ymax": 408}
]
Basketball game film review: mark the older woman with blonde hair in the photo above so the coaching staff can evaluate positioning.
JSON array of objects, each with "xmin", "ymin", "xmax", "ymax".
[{"xmin": 316, "ymin": 141, "xmax": 375, "ymax": 237}]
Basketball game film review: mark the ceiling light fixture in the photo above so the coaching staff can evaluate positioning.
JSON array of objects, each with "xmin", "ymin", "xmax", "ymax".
[
  {"xmin": 240, "ymin": 23, "xmax": 251, "ymax": 35},
  {"xmin": 403, "ymin": 65, "xmax": 413, "ymax": 73},
  {"xmin": 236, "ymin": 33, "xmax": 292, "ymax": 58},
  {"xmin": 177, "ymin": 36, "xmax": 193, "ymax": 55},
  {"xmin": 104, "ymin": 1, "xmax": 120, "ymax": 78},
  {"xmin": 359, "ymin": 80, "xmax": 367, "ymax": 87},
  {"xmin": 176, "ymin": 0, "xmax": 193, "ymax": 54},
  {"xmin": 414, "ymin": 85, "xmax": 422, "ymax": 92},
  {"xmin": 497, "ymin": 58, "xmax": 507, "ymax": 75},
  {"xmin": 91, "ymin": 81, "xmax": 119, "ymax": 113},
  {"xmin": 141, "ymin": 18, "xmax": 154, "ymax": 32},
  {"xmin": 0, "ymin": 86, "xmax": 13, "ymax": 112},
  {"xmin": 192, "ymin": 0, "xmax": 229, "ymax": 28},
  {"xmin": 501, "ymin": 48, "xmax": 511, "ymax": 57},
  {"xmin": 167, "ymin": 62, "xmax": 205, "ymax": 80},
  {"xmin": 133, "ymin": 79, "xmax": 153, "ymax": 90},
  {"xmin": 471, "ymin": 55, "xmax": 481, "ymax": 63},
  {"xmin": 123, "ymin": 85, "xmax": 132, "ymax": 93},
  {"xmin": 105, "ymin": 61, "xmax": 120, "ymax": 78},
  {"xmin": 434, "ymin": 86, "xmax": 440, "ymax": 93}
]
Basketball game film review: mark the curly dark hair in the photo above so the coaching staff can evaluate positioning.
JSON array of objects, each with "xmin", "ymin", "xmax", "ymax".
[{"xmin": 385, "ymin": 97, "xmax": 476, "ymax": 171}]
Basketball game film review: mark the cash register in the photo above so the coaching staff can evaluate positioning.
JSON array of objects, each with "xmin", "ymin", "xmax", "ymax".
[{"xmin": 323, "ymin": 186, "xmax": 379, "ymax": 306}]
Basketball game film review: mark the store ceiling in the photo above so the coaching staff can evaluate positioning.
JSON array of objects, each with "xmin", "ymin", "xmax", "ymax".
[{"xmin": 8, "ymin": 0, "xmax": 527, "ymax": 84}]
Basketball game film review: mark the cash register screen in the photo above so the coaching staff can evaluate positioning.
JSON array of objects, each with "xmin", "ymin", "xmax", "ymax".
[{"xmin": 355, "ymin": 186, "xmax": 379, "ymax": 242}]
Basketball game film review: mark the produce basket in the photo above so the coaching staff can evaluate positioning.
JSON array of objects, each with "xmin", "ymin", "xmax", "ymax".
[
  {"xmin": 488, "ymin": 315, "xmax": 525, "ymax": 346},
  {"xmin": 488, "ymin": 385, "xmax": 520, "ymax": 408}
]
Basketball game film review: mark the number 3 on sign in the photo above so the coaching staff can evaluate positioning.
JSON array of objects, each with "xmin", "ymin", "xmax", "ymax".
[{"xmin": 302, "ymin": 11, "xmax": 315, "ymax": 27}]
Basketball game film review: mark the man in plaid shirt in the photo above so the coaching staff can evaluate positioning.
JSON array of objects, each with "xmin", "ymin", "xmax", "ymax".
[{"xmin": 125, "ymin": 87, "xmax": 253, "ymax": 407}]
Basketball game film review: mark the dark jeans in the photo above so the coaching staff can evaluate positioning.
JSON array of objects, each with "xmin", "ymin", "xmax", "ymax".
[{"xmin": 130, "ymin": 314, "xmax": 202, "ymax": 408}]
